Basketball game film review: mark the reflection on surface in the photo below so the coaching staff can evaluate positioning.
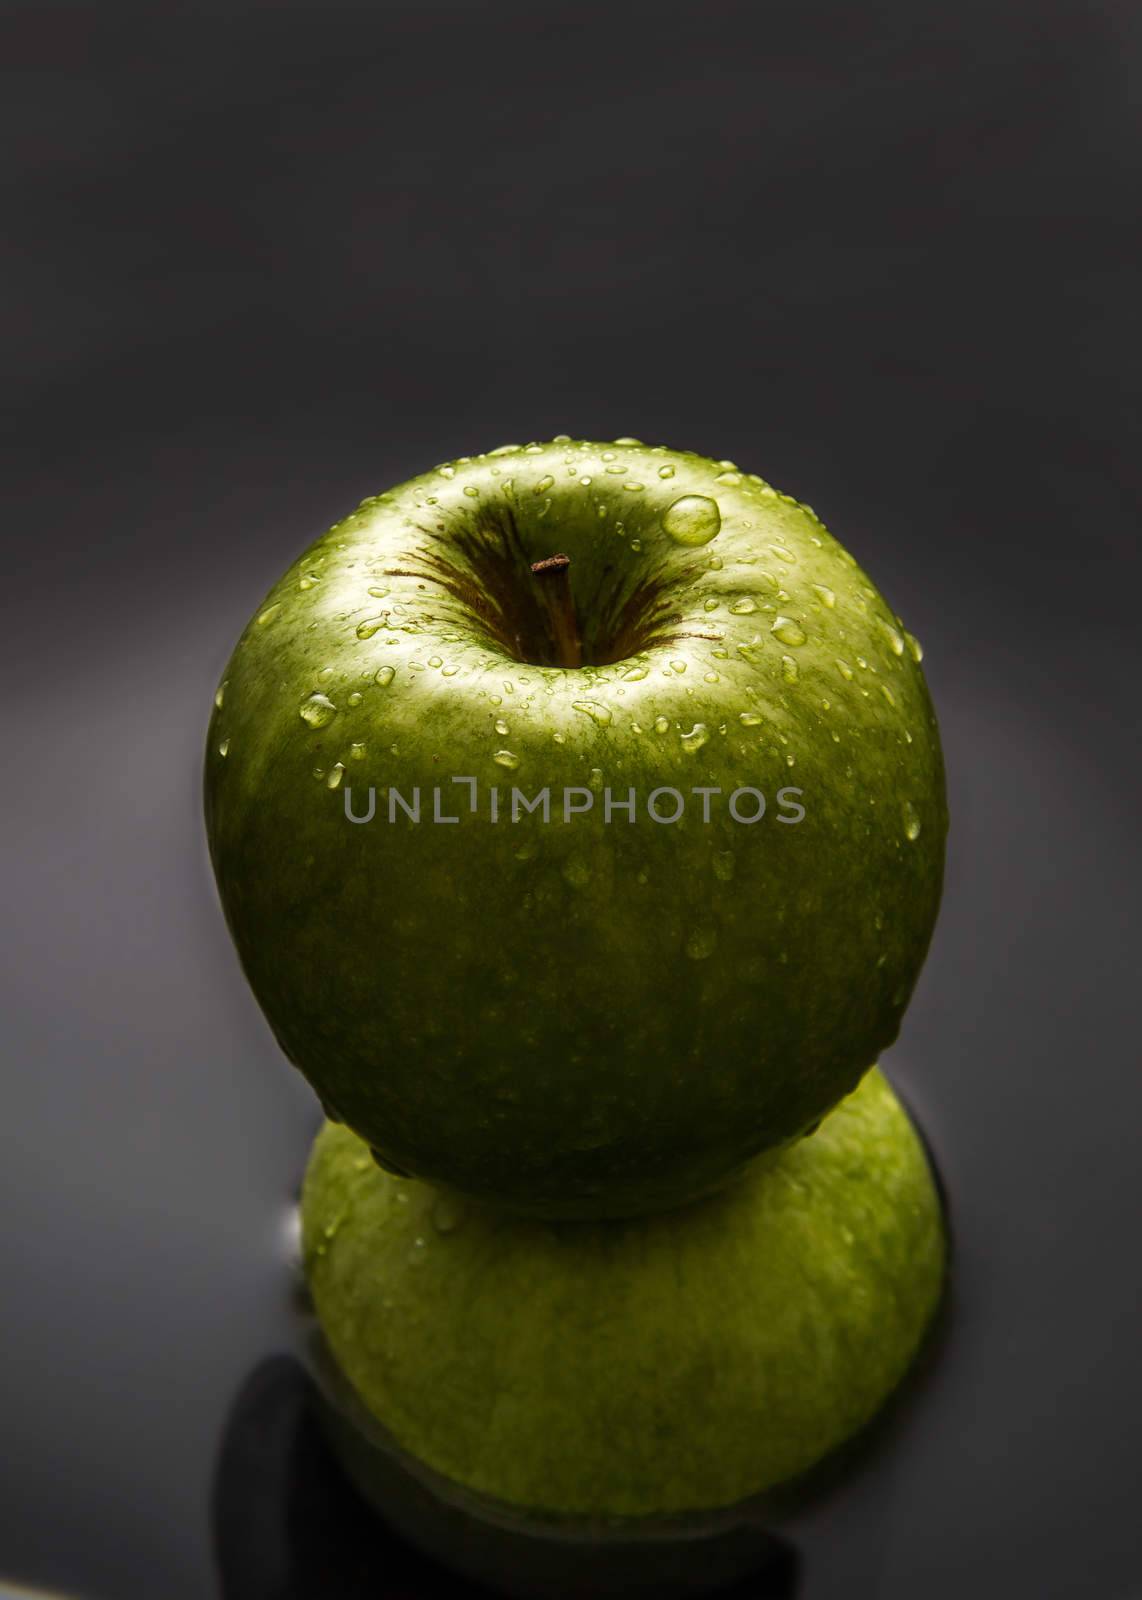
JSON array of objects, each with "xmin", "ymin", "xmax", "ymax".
[
  {"xmin": 0, "ymin": 1588, "xmax": 85, "ymax": 1599},
  {"xmin": 212, "ymin": 1357, "xmax": 800, "ymax": 1600}
]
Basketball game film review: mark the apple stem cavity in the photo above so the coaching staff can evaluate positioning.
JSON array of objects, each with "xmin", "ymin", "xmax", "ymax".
[{"xmin": 530, "ymin": 554, "xmax": 582, "ymax": 669}]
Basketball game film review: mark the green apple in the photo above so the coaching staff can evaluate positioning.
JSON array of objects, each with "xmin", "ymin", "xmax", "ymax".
[
  {"xmin": 301, "ymin": 1067, "xmax": 946, "ymax": 1519},
  {"xmin": 205, "ymin": 437, "xmax": 946, "ymax": 1218}
]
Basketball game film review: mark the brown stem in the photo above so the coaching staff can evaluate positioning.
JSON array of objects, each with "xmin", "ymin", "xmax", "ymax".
[{"xmin": 530, "ymin": 554, "xmax": 582, "ymax": 668}]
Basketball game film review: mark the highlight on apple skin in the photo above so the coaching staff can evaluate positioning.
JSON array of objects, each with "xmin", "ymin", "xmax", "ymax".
[{"xmin": 205, "ymin": 437, "xmax": 947, "ymax": 1220}]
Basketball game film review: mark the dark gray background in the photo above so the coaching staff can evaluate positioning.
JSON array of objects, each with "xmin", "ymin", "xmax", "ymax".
[{"xmin": 3, "ymin": 2, "xmax": 1140, "ymax": 1597}]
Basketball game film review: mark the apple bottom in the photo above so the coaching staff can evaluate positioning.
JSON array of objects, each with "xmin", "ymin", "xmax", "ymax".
[{"xmin": 300, "ymin": 1070, "xmax": 947, "ymax": 1598}]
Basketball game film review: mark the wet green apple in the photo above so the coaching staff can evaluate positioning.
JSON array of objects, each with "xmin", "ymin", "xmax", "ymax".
[
  {"xmin": 205, "ymin": 437, "xmax": 946, "ymax": 1218},
  {"xmin": 301, "ymin": 1067, "xmax": 946, "ymax": 1518}
]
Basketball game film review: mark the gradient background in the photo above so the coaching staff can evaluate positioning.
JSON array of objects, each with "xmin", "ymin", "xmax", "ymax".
[{"xmin": 3, "ymin": 2, "xmax": 1140, "ymax": 1597}]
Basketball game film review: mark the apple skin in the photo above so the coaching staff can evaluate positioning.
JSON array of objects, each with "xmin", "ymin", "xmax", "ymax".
[
  {"xmin": 205, "ymin": 438, "xmax": 946, "ymax": 1218},
  {"xmin": 301, "ymin": 1067, "xmax": 946, "ymax": 1519}
]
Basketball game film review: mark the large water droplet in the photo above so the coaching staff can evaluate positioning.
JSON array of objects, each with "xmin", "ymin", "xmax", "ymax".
[
  {"xmin": 572, "ymin": 700, "xmax": 613, "ymax": 727},
  {"xmin": 257, "ymin": 603, "xmax": 282, "ymax": 626},
  {"xmin": 812, "ymin": 584, "xmax": 836, "ymax": 608},
  {"xmin": 493, "ymin": 749, "xmax": 520, "ymax": 770},
  {"xmin": 729, "ymin": 597, "xmax": 757, "ymax": 615},
  {"xmin": 879, "ymin": 620, "xmax": 906, "ymax": 656},
  {"xmin": 375, "ymin": 664, "xmax": 396, "ymax": 687},
  {"xmin": 681, "ymin": 723, "xmax": 710, "ymax": 753},
  {"xmin": 654, "ymin": 715, "xmax": 671, "ymax": 734},
  {"xmin": 663, "ymin": 494, "xmax": 721, "ymax": 547},
  {"xmin": 771, "ymin": 617, "xmax": 807, "ymax": 647},
  {"xmin": 327, "ymin": 763, "xmax": 345, "ymax": 789},
  {"xmin": 356, "ymin": 618, "xmax": 387, "ymax": 640},
  {"xmin": 494, "ymin": 718, "xmax": 510, "ymax": 735},
  {"xmin": 299, "ymin": 693, "xmax": 338, "ymax": 728}
]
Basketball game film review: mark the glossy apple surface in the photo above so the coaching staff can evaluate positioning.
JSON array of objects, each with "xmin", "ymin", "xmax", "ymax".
[{"xmin": 205, "ymin": 437, "xmax": 946, "ymax": 1217}]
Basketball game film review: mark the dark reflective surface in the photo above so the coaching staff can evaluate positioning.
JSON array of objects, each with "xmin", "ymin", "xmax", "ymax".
[
  {"xmin": 213, "ymin": 1357, "xmax": 801, "ymax": 1600},
  {"xmin": 5, "ymin": 2, "xmax": 1142, "ymax": 1597}
]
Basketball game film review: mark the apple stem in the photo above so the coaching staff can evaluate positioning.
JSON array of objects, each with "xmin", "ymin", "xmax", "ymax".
[{"xmin": 530, "ymin": 554, "xmax": 582, "ymax": 668}]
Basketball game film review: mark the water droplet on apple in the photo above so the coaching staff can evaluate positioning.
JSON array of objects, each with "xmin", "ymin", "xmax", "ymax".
[
  {"xmin": 375, "ymin": 665, "xmax": 396, "ymax": 687},
  {"xmin": 432, "ymin": 1194, "xmax": 466, "ymax": 1234},
  {"xmin": 623, "ymin": 481, "xmax": 645, "ymax": 493},
  {"xmin": 572, "ymin": 700, "xmax": 613, "ymax": 727},
  {"xmin": 588, "ymin": 767, "xmax": 604, "ymax": 791},
  {"xmin": 739, "ymin": 710, "xmax": 762, "ymax": 726},
  {"xmin": 879, "ymin": 683, "xmax": 896, "ymax": 706},
  {"xmin": 902, "ymin": 801, "xmax": 922, "ymax": 840},
  {"xmin": 685, "ymin": 925, "xmax": 718, "ymax": 960},
  {"xmin": 729, "ymin": 597, "xmax": 757, "ymax": 615},
  {"xmin": 356, "ymin": 619, "xmax": 386, "ymax": 640},
  {"xmin": 771, "ymin": 617, "xmax": 807, "ymax": 647},
  {"xmin": 494, "ymin": 718, "xmax": 510, "ymax": 735},
  {"xmin": 781, "ymin": 655, "xmax": 799, "ymax": 684},
  {"xmin": 299, "ymin": 573, "xmax": 320, "ymax": 590},
  {"xmin": 349, "ymin": 742, "xmax": 366, "ymax": 761},
  {"xmin": 812, "ymin": 583, "xmax": 836, "ymax": 608},
  {"xmin": 535, "ymin": 474, "xmax": 554, "ymax": 493},
  {"xmin": 658, "ymin": 464, "xmax": 675, "ymax": 478},
  {"xmin": 257, "ymin": 603, "xmax": 282, "ymax": 626},
  {"xmin": 347, "ymin": 691, "xmax": 363, "ymax": 706},
  {"xmin": 905, "ymin": 630, "xmax": 924, "ymax": 662},
  {"xmin": 703, "ymin": 598, "xmax": 720, "ymax": 612},
  {"xmin": 654, "ymin": 715, "xmax": 670, "ymax": 734},
  {"xmin": 214, "ymin": 680, "xmax": 227, "ymax": 709},
  {"xmin": 770, "ymin": 544, "xmax": 796, "ymax": 564},
  {"xmin": 218, "ymin": 737, "xmax": 230, "ymax": 757},
  {"xmin": 879, "ymin": 620, "xmax": 906, "ymax": 656},
  {"xmin": 563, "ymin": 857, "xmax": 591, "ymax": 888},
  {"xmin": 299, "ymin": 693, "xmax": 338, "ymax": 728},
  {"xmin": 493, "ymin": 749, "xmax": 520, "ymax": 770},
  {"xmin": 716, "ymin": 470, "xmax": 741, "ymax": 486},
  {"xmin": 663, "ymin": 494, "xmax": 721, "ymax": 547},
  {"xmin": 836, "ymin": 659, "xmax": 854, "ymax": 681},
  {"xmin": 680, "ymin": 723, "xmax": 710, "ymax": 753},
  {"xmin": 622, "ymin": 662, "xmax": 649, "ymax": 680},
  {"xmin": 327, "ymin": 763, "xmax": 345, "ymax": 789}
]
